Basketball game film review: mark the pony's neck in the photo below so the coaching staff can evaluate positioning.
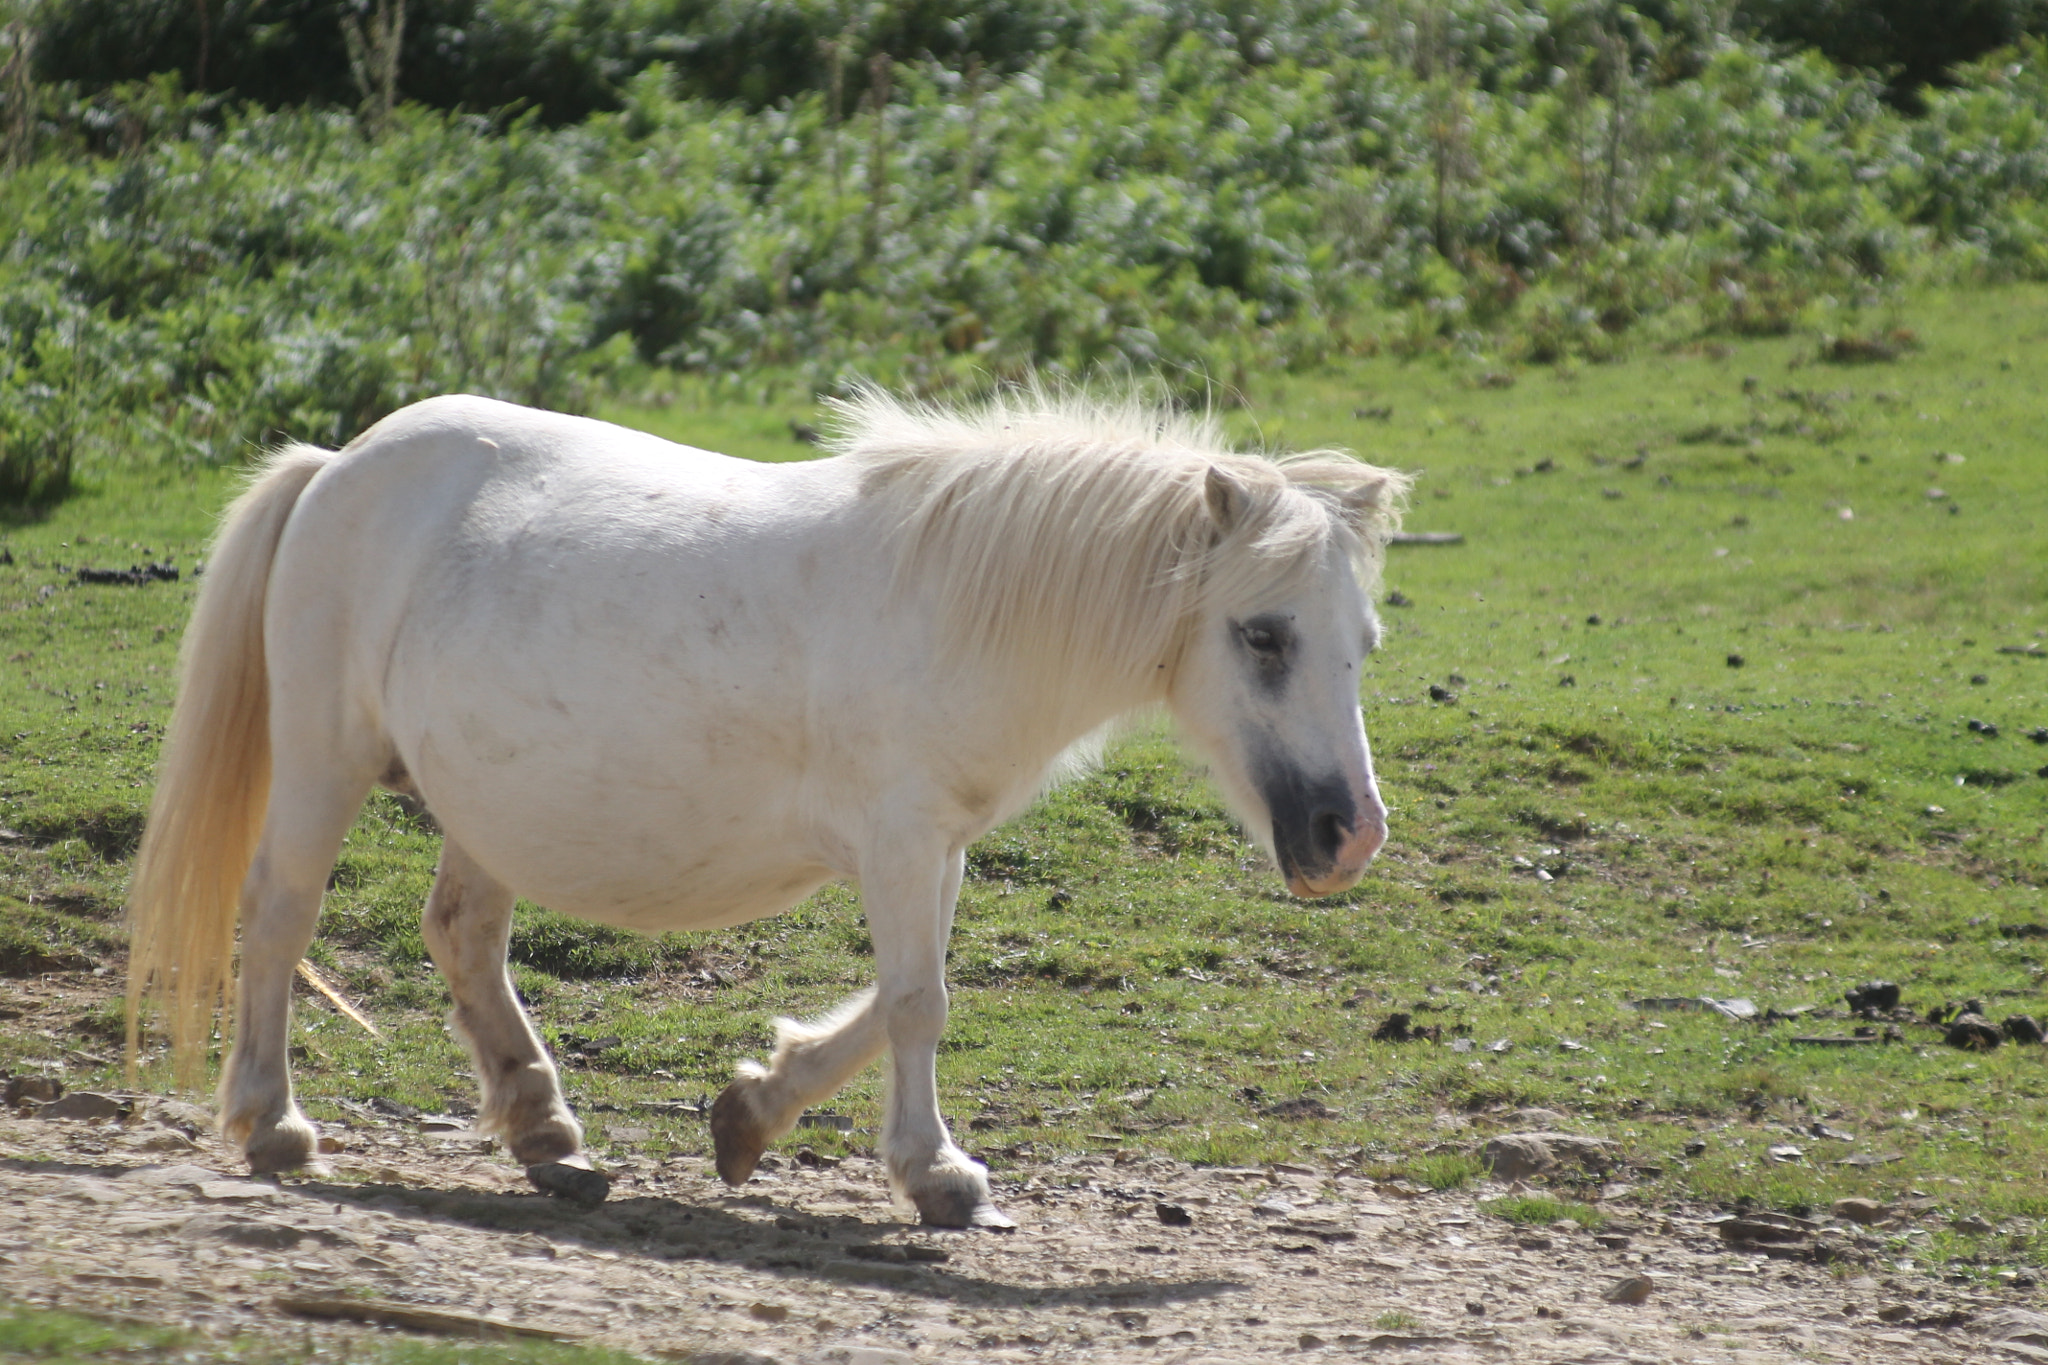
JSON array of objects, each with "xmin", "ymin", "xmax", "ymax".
[{"xmin": 971, "ymin": 620, "xmax": 1183, "ymax": 775}]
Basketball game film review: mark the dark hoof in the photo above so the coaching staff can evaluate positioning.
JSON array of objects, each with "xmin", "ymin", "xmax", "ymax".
[
  {"xmin": 527, "ymin": 1156, "xmax": 609, "ymax": 1205},
  {"xmin": 710, "ymin": 1083, "xmax": 767, "ymax": 1187}
]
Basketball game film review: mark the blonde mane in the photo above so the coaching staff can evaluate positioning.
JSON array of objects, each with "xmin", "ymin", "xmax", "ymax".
[{"xmin": 827, "ymin": 388, "xmax": 1410, "ymax": 709}]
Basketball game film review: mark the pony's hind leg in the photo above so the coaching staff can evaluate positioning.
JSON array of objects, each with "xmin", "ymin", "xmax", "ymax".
[
  {"xmin": 419, "ymin": 839, "xmax": 595, "ymax": 1199},
  {"xmin": 219, "ymin": 782, "xmax": 369, "ymax": 1174}
]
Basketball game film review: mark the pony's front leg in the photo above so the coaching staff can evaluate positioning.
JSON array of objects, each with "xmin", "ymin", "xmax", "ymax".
[{"xmin": 868, "ymin": 848, "xmax": 1010, "ymax": 1229}]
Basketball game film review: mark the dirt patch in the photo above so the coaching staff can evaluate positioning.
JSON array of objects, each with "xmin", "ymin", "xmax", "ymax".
[{"xmin": 0, "ymin": 1099, "xmax": 2029, "ymax": 1364}]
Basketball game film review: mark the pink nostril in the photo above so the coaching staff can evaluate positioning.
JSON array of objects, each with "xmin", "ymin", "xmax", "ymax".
[{"xmin": 1341, "ymin": 814, "xmax": 1387, "ymax": 866}]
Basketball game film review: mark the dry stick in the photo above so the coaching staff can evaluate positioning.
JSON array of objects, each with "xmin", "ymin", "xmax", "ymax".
[
  {"xmin": 275, "ymin": 1296, "xmax": 580, "ymax": 1341},
  {"xmin": 862, "ymin": 51, "xmax": 892, "ymax": 266},
  {"xmin": 1, "ymin": 21, "xmax": 33, "ymax": 170},
  {"xmin": 959, "ymin": 52, "xmax": 984, "ymax": 197},
  {"xmin": 295, "ymin": 960, "xmax": 383, "ymax": 1038}
]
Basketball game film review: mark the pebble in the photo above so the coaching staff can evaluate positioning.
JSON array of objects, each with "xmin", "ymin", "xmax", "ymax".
[
  {"xmin": 808, "ymin": 1348, "xmax": 914, "ymax": 1365},
  {"xmin": 1482, "ymin": 1131, "xmax": 1617, "ymax": 1182},
  {"xmin": 196, "ymin": 1180, "xmax": 279, "ymax": 1203},
  {"xmin": 35, "ymin": 1091, "xmax": 128, "ymax": 1122},
  {"xmin": 118, "ymin": 1163, "xmax": 221, "ymax": 1188},
  {"xmin": 1832, "ymin": 1197, "xmax": 1889, "ymax": 1225},
  {"xmin": 4, "ymin": 1076, "xmax": 63, "ymax": 1106},
  {"xmin": 1603, "ymin": 1275, "xmax": 1655, "ymax": 1305}
]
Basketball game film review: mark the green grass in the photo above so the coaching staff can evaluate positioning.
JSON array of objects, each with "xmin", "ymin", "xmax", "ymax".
[
  {"xmin": 1481, "ymin": 1195, "xmax": 1610, "ymax": 1230},
  {"xmin": 3, "ymin": 285, "xmax": 2047, "ymax": 1288},
  {"xmin": 0, "ymin": 1301, "xmax": 656, "ymax": 1364}
]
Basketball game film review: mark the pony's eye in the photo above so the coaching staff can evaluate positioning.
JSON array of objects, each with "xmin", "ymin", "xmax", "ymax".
[{"xmin": 1237, "ymin": 620, "xmax": 1289, "ymax": 659}]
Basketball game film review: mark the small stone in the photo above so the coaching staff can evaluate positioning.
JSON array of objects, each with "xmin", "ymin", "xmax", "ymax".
[
  {"xmin": 4, "ymin": 1076, "xmax": 63, "ymax": 1106},
  {"xmin": 35, "ymin": 1091, "xmax": 128, "ymax": 1122},
  {"xmin": 1297, "ymin": 1333, "xmax": 1326, "ymax": 1349},
  {"xmin": 1482, "ymin": 1135, "xmax": 1554, "ymax": 1182},
  {"xmin": 1594, "ymin": 1233, "xmax": 1631, "ymax": 1250},
  {"xmin": 1603, "ymin": 1275, "xmax": 1654, "ymax": 1305},
  {"xmin": 1465, "ymin": 1300, "xmax": 1486, "ymax": 1315},
  {"xmin": 142, "ymin": 1098, "xmax": 213, "ymax": 1134},
  {"xmin": 1251, "ymin": 1199, "xmax": 1296, "ymax": 1219},
  {"xmin": 1944, "ymin": 1013, "xmax": 2003, "ymax": 1051},
  {"xmin": 123, "ymin": 1128, "xmax": 200, "ymax": 1154},
  {"xmin": 1484, "ymin": 1131, "xmax": 1616, "ymax": 1182},
  {"xmin": 810, "ymin": 1348, "xmax": 915, "ymax": 1365},
  {"xmin": 1877, "ymin": 1304, "xmax": 1914, "ymax": 1324},
  {"xmin": 118, "ymin": 1163, "xmax": 221, "ymax": 1188},
  {"xmin": 1154, "ymin": 1202, "xmax": 1192, "ymax": 1227},
  {"xmin": 1954, "ymin": 1214, "xmax": 1997, "ymax": 1236},
  {"xmin": 1845, "ymin": 980, "xmax": 1901, "ymax": 1014},
  {"xmin": 1833, "ymin": 1197, "xmax": 1890, "ymax": 1225},
  {"xmin": 197, "ymin": 1180, "xmax": 278, "ymax": 1203},
  {"xmin": 315, "ymin": 1134, "xmax": 347, "ymax": 1154},
  {"xmin": 1501, "ymin": 1108, "xmax": 1569, "ymax": 1128},
  {"xmin": 180, "ymin": 1215, "xmax": 304, "ymax": 1250},
  {"xmin": 749, "ymin": 1302, "xmax": 791, "ymax": 1323},
  {"xmin": 527, "ymin": 1158, "xmax": 610, "ymax": 1205}
]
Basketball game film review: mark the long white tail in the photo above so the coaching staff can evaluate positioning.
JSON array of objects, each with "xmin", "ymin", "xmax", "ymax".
[{"xmin": 125, "ymin": 444, "xmax": 333, "ymax": 1089}]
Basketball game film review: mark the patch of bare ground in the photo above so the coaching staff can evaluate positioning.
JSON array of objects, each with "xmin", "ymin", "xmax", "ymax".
[{"xmin": 0, "ymin": 1100, "xmax": 2032, "ymax": 1364}]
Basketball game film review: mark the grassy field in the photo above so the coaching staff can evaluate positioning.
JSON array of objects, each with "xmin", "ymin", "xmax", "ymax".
[{"xmin": 3, "ymin": 285, "xmax": 2046, "ymax": 1287}]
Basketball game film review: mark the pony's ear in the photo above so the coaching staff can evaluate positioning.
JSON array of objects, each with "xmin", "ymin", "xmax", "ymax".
[
  {"xmin": 1204, "ymin": 465, "xmax": 1251, "ymax": 533},
  {"xmin": 1337, "ymin": 473, "xmax": 1394, "ymax": 527}
]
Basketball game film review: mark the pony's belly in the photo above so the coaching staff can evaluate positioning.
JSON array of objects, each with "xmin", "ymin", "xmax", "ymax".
[
  {"xmin": 450, "ymin": 804, "xmax": 837, "ymax": 933},
  {"xmin": 408, "ymin": 726, "xmax": 838, "ymax": 933}
]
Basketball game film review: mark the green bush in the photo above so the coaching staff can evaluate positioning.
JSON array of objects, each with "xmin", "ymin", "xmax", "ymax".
[{"xmin": 8, "ymin": 5, "xmax": 2048, "ymax": 498}]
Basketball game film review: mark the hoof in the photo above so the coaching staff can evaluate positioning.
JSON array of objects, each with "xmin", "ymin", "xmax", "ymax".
[
  {"xmin": 967, "ymin": 1202, "xmax": 1018, "ymax": 1231},
  {"xmin": 911, "ymin": 1182, "xmax": 1015, "ymax": 1231},
  {"xmin": 242, "ymin": 1116, "xmax": 319, "ymax": 1176},
  {"xmin": 710, "ymin": 1082, "xmax": 768, "ymax": 1187},
  {"xmin": 527, "ymin": 1154, "xmax": 609, "ymax": 1205}
]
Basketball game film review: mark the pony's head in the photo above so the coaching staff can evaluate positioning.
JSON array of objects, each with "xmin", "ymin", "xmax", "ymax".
[
  {"xmin": 832, "ymin": 387, "xmax": 1408, "ymax": 897},
  {"xmin": 1165, "ymin": 458, "xmax": 1405, "ymax": 898}
]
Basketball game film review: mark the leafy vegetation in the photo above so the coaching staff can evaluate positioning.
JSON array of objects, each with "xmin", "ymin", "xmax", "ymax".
[
  {"xmin": 1482, "ymin": 1194, "xmax": 1609, "ymax": 1228},
  {"xmin": 7, "ymin": 4, "xmax": 2048, "ymax": 497}
]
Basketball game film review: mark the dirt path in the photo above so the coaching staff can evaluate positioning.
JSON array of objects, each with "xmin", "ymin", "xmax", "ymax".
[{"xmin": 3, "ymin": 1091, "xmax": 2041, "ymax": 1365}]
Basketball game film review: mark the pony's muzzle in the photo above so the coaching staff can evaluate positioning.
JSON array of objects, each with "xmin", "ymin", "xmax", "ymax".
[{"xmin": 1281, "ymin": 801, "xmax": 1386, "ymax": 899}]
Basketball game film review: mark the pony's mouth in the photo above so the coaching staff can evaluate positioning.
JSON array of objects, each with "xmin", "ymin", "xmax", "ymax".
[{"xmin": 1276, "ymin": 812, "xmax": 1386, "ymax": 898}]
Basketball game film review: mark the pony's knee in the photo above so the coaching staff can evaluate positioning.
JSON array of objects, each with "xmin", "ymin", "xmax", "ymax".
[{"xmin": 879, "ymin": 983, "xmax": 948, "ymax": 1044}]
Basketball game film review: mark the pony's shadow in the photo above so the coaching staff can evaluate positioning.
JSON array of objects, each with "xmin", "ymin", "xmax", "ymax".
[{"xmin": 294, "ymin": 1176, "xmax": 1241, "ymax": 1309}]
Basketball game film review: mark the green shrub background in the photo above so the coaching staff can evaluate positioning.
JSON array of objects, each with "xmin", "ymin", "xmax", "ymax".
[{"xmin": 4, "ymin": 1, "xmax": 2048, "ymax": 495}]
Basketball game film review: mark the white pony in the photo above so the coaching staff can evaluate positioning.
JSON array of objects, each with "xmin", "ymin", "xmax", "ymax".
[{"xmin": 126, "ymin": 390, "xmax": 1406, "ymax": 1228}]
